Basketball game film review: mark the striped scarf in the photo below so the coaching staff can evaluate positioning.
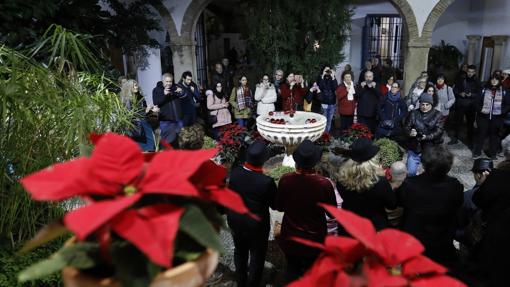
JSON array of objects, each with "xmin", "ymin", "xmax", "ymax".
[
  {"xmin": 237, "ymin": 86, "xmax": 252, "ymax": 110},
  {"xmin": 481, "ymin": 87, "xmax": 503, "ymax": 119}
]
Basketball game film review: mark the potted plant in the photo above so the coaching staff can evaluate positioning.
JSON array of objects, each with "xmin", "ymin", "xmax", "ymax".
[
  {"xmin": 428, "ymin": 40, "xmax": 464, "ymax": 83},
  {"xmin": 289, "ymin": 205, "xmax": 467, "ymax": 287},
  {"xmin": 340, "ymin": 123, "xmax": 373, "ymax": 145},
  {"xmin": 215, "ymin": 124, "xmax": 250, "ymax": 167},
  {"xmin": 17, "ymin": 133, "xmax": 253, "ymax": 287}
]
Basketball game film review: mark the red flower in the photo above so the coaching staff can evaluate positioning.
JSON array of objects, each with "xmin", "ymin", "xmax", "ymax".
[
  {"xmin": 21, "ymin": 133, "xmax": 251, "ymax": 267},
  {"xmin": 289, "ymin": 205, "xmax": 467, "ymax": 287}
]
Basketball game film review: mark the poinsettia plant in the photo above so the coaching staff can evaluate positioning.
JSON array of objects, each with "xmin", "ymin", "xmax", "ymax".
[
  {"xmin": 341, "ymin": 123, "xmax": 373, "ymax": 144},
  {"xmin": 215, "ymin": 124, "xmax": 250, "ymax": 164},
  {"xmin": 289, "ymin": 205, "xmax": 467, "ymax": 287},
  {"xmin": 17, "ymin": 133, "xmax": 252, "ymax": 286}
]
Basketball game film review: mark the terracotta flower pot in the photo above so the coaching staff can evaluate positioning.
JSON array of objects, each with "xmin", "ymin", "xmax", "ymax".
[{"xmin": 62, "ymin": 248, "xmax": 219, "ymax": 287}]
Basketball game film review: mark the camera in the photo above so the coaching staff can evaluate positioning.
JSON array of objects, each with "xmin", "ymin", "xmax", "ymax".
[{"xmin": 325, "ymin": 70, "xmax": 332, "ymax": 75}]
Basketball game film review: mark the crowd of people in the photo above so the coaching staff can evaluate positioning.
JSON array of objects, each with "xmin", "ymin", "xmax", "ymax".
[{"xmin": 117, "ymin": 57, "xmax": 510, "ymax": 286}]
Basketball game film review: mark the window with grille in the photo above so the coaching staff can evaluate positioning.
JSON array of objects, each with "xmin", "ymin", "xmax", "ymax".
[
  {"xmin": 195, "ymin": 14, "xmax": 207, "ymax": 87},
  {"xmin": 362, "ymin": 15, "xmax": 404, "ymax": 75}
]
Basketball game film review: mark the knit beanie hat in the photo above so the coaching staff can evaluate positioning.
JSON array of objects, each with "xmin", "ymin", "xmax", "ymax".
[{"xmin": 419, "ymin": 93, "xmax": 433, "ymax": 105}]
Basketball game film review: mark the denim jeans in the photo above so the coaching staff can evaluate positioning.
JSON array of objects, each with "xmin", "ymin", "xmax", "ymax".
[
  {"xmin": 321, "ymin": 104, "xmax": 336, "ymax": 133},
  {"xmin": 407, "ymin": 150, "xmax": 421, "ymax": 177},
  {"xmin": 137, "ymin": 120, "xmax": 156, "ymax": 152},
  {"xmin": 236, "ymin": 118, "xmax": 248, "ymax": 127}
]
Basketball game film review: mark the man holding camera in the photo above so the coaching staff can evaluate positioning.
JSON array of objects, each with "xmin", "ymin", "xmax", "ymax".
[
  {"xmin": 177, "ymin": 71, "xmax": 201, "ymax": 127},
  {"xmin": 152, "ymin": 73, "xmax": 184, "ymax": 147},
  {"xmin": 403, "ymin": 93, "xmax": 444, "ymax": 176},
  {"xmin": 317, "ymin": 66, "xmax": 338, "ymax": 132}
]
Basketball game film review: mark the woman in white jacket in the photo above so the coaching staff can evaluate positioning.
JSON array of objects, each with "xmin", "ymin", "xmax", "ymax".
[
  {"xmin": 254, "ymin": 75, "xmax": 277, "ymax": 116},
  {"xmin": 434, "ymin": 74, "xmax": 455, "ymax": 119}
]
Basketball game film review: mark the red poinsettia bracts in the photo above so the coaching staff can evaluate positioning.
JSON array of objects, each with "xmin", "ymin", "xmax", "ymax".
[
  {"xmin": 288, "ymin": 205, "xmax": 467, "ymax": 287},
  {"xmin": 21, "ymin": 133, "xmax": 251, "ymax": 267}
]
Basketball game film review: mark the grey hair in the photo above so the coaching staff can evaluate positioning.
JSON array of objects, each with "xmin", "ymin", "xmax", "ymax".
[{"xmin": 502, "ymin": 135, "xmax": 510, "ymax": 159}]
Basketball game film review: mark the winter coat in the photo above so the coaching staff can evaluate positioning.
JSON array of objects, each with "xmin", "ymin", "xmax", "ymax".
[
  {"xmin": 280, "ymin": 82, "xmax": 307, "ymax": 111},
  {"xmin": 356, "ymin": 84, "xmax": 382, "ymax": 118},
  {"xmin": 338, "ymin": 177, "xmax": 396, "ymax": 231},
  {"xmin": 211, "ymin": 71, "xmax": 231, "ymax": 93},
  {"xmin": 406, "ymin": 87, "xmax": 425, "ymax": 110},
  {"xmin": 177, "ymin": 80, "xmax": 201, "ymax": 117},
  {"xmin": 336, "ymin": 83, "xmax": 357, "ymax": 115},
  {"xmin": 206, "ymin": 90, "xmax": 232, "ymax": 128},
  {"xmin": 454, "ymin": 76, "xmax": 481, "ymax": 108},
  {"xmin": 275, "ymin": 171, "xmax": 336, "ymax": 258},
  {"xmin": 317, "ymin": 77, "xmax": 338, "ymax": 105},
  {"xmin": 377, "ymin": 92, "xmax": 408, "ymax": 137},
  {"xmin": 152, "ymin": 81, "xmax": 183, "ymax": 122},
  {"xmin": 229, "ymin": 86, "xmax": 253, "ymax": 119},
  {"xmin": 254, "ymin": 83, "xmax": 277, "ymax": 116},
  {"xmin": 435, "ymin": 85, "xmax": 455, "ymax": 116},
  {"xmin": 476, "ymin": 87, "xmax": 510, "ymax": 118},
  {"xmin": 397, "ymin": 173, "xmax": 464, "ymax": 266},
  {"xmin": 404, "ymin": 108, "xmax": 444, "ymax": 153},
  {"xmin": 227, "ymin": 166, "xmax": 277, "ymax": 237}
]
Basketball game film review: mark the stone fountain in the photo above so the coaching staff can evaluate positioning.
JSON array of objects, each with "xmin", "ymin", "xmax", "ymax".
[{"xmin": 256, "ymin": 111, "xmax": 327, "ymax": 167}]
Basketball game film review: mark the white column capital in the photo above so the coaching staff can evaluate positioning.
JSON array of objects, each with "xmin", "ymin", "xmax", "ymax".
[
  {"xmin": 492, "ymin": 35, "xmax": 509, "ymax": 45},
  {"xmin": 466, "ymin": 35, "xmax": 482, "ymax": 42}
]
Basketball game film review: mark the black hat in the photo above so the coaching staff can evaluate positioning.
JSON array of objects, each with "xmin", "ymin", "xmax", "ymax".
[
  {"xmin": 349, "ymin": 138, "xmax": 380, "ymax": 163},
  {"xmin": 419, "ymin": 93, "xmax": 434, "ymax": 105},
  {"xmin": 293, "ymin": 140, "xmax": 322, "ymax": 169},
  {"xmin": 471, "ymin": 158, "xmax": 494, "ymax": 173},
  {"xmin": 246, "ymin": 140, "xmax": 270, "ymax": 167}
]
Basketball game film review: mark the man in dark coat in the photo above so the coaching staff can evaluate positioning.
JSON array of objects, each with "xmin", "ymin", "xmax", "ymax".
[
  {"xmin": 227, "ymin": 140, "xmax": 277, "ymax": 287},
  {"xmin": 275, "ymin": 140, "xmax": 337, "ymax": 283},
  {"xmin": 356, "ymin": 70, "xmax": 382, "ymax": 133},
  {"xmin": 317, "ymin": 66, "xmax": 338, "ymax": 132},
  {"xmin": 177, "ymin": 71, "xmax": 201, "ymax": 127},
  {"xmin": 152, "ymin": 73, "xmax": 183, "ymax": 147},
  {"xmin": 472, "ymin": 152, "xmax": 510, "ymax": 286},
  {"xmin": 397, "ymin": 146, "xmax": 464, "ymax": 268},
  {"xmin": 212, "ymin": 62, "xmax": 231, "ymax": 95},
  {"xmin": 449, "ymin": 65, "xmax": 481, "ymax": 146}
]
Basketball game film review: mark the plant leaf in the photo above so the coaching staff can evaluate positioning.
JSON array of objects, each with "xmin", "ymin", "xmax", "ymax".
[
  {"xmin": 179, "ymin": 206, "xmax": 225, "ymax": 254},
  {"xmin": 18, "ymin": 221, "xmax": 69, "ymax": 255},
  {"xmin": 18, "ymin": 251, "xmax": 67, "ymax": 282}
]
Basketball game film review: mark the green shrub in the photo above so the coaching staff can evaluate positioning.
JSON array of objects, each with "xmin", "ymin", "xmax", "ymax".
[
  {"xmin": 0, "ymin": 239, "xmax": 65, "ymax": 287},
  {"xmin": 265, "ymin": 166, "xmax": 295, "ymax": 184},
  {"xmin": 202, "ymin": 136, "xmax": 216, "ymax": 149},
  {"xmin": 374, "ymin": 138, "xmax": 402, "ymax": 168}
]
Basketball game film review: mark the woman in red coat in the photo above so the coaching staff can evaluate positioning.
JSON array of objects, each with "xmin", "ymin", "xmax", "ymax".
[
  {"xmin": 380, "ymin": 74, "xmax": 396, "ymax": 98},
  {"xmin": 336, "ymin": 71, "xmax": 357, "ymax": 131},
  {"xmin": 280, "ymin": 73, "xmax": 307, "ymax": 111}
]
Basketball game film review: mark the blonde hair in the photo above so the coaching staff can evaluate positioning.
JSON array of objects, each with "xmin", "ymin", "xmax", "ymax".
[
  {"xmin": 120, "ymin": 79, "xmax": 138, "ymax": 109},
  {"xmin": 336, "ymin": 157, "xmax": 384, "ymax": 192}
]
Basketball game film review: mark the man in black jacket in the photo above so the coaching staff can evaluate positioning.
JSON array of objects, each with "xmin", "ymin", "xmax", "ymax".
[
  {"xmin": 404, "ymin": 93, "xmax": 444, "ymax": 176},
  {"xmin": 177, "ymin": 71, "xmax": 201, "ymax": 127},
  {"xmin": 227, "ymin": 140, "xmax": 277, "ymax": 287},
  {"xmin": 449, "ymin": 65, "xmax": 481, "ymax": 146},
  {"xmin": 317, "ymin": 65, "xmax": 338, "ymax": 132},
  {"xmin": 152, "ymin": 73, "xmax": 183, "ymax": 147},
  {"xmin": 356, "ymin": 71, "xmax": 382, "ymax": 133}
]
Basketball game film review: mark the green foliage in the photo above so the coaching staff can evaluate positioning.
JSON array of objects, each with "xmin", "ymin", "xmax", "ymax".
[
  {"xmin": 243, "ymin": 0, "xmax": 353, "ymax": 79},
  {"xmin": 0, "ymin": 239, "xmax": 63, "ymax": 287},
  {"xmin": 374, "ymin": 138, "xmax": 402, "ymax": 168},
  {"xmin": 202, "ymin": 136, "xmax": 216, "ymax": 149},
  {"xmin": 265, "ymin": 165, "xmax": 295, "ymax": 183},
  {"xmin": 179, "ymin": 206, "xmax": 225, "ymax": 254},
  {"xmin": 428, "ymin": 40, "xmax": 464, "ymax": 71},
  {"xmin": 0, "ymin": 0, "xmax": 161, "ymax": 56},
  {"xmin": 0, "ymin": 44, "xmax": 134, "ymax": 243}
]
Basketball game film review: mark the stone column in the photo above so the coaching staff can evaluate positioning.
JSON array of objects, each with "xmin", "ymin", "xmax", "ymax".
[
  {"xmin": 466, "ymin": 35, "xmax": 482, "ymax": 65},
  {"xmin": 170, "ymin": 36, "xmax": 197, "ymax": 81},
  {"xmin": 491, "ymin": 35, "xmax": 509, "ymax": 72},
  {"xmin": 402, "ymin": 40, "xmax": 431, "ymax": 93}
]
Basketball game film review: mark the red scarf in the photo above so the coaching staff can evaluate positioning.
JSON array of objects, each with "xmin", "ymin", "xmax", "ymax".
[
  {"xmin": 243, "ymin": 163, "xmax": 263, "ymax": 173},
  {"xmin": 436, "ymin": 83, "xmax": 445, "ymax": 90}
]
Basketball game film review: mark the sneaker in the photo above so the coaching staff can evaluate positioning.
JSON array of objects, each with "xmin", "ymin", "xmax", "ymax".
[{"xmin": 448, "ymin": 139, "xmax": 458, "ymax": 145}]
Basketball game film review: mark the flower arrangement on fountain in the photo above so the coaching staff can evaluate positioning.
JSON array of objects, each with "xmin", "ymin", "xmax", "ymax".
[
  {"xmin": 18, "ymin": 133, "xmax": 253, "ymax": 286},
  {"xmin": 341, "ymin": 123, "xmax": 374, "ymax": 144},
  {"xmin": 289, "ymin": 205, "xmax": 467, "ymax": 287},
  {"xmin": 216, "ymin": 124, "xmax": 250, "ymax": 164}
]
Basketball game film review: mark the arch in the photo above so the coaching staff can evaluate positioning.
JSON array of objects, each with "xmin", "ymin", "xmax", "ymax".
[
  {"xmin": 180, "ymin": 0, "xmax": 213, "ymax": 42},
  {"xmin": 388, "ymin": 0, "xmax": 420, "ymax": 41},
  {"xmin": 421, "ymin": 0, "xmax": 456, "ymax": 40},
  {"xmin": 148, "ymin": 0, "xmax": 180, "ymax": 42}
]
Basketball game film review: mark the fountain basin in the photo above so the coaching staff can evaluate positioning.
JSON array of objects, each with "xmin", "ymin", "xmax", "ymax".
[{"xmin": 256, "ymin": 111, "xmax": 327, "ymax": 167}]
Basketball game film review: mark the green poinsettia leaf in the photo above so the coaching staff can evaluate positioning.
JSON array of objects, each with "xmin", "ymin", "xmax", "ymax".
[
  {"xmin": 179, "ymin": 206, "xmax": 225, "ymax": 254},
  {"xmin": 18, "ymin": 252, "xmax": 67, "ymax": 282},
  {"xmin": 18, "ymin": 221, "xmax": 69, "ymax": 255},
  {"xmin": 174, "ymin": 249, "xmax": 203, "ymax": 262},
  {"xmin": 111, "ymin": 241, "xmax": 159, "ymax": 287}
]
